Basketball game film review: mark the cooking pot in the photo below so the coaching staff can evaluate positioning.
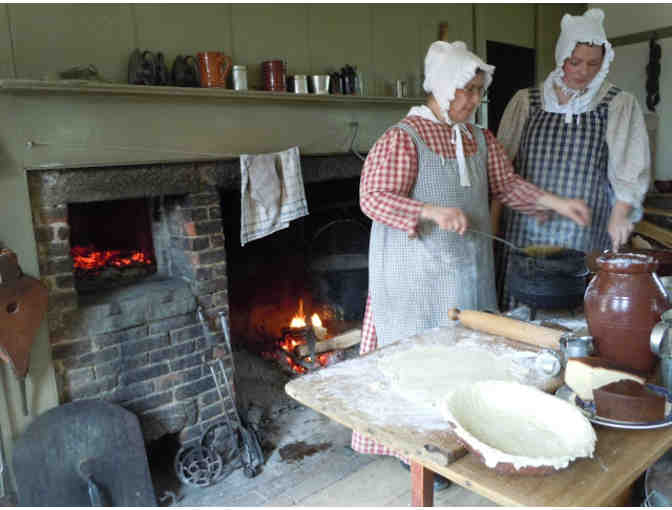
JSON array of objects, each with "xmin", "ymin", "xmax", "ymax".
[{"xmin": 508, "ymin": 248, "xmax": 588, "ymax": 319}]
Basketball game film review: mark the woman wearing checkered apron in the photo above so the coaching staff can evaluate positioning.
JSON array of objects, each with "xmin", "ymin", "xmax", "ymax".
[
  {"xmin": 495, "ymin": 8, "xmax": 651, "ymax": 309},
  {"xmin": 351, "ymin": 41, "xmax": 590, "ymax": 488}
]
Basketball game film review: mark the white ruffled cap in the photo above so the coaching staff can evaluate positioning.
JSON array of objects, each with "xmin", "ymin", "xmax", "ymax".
[
  {"xmin": 423, "ymin": 41, "xmax": 494, "ymax": 120},
  {"xmin": 422, "ymin": 41, "xmax": 494, "ymax": 186},
  {"xmin": 543, "ymin": 8, "xmax": 615, "ymax": 123}
]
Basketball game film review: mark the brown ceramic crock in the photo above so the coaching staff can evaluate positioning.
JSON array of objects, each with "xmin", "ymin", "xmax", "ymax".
[{"xmin": 584, "ymin": 252, "xmax": 669, "ymax": 374}]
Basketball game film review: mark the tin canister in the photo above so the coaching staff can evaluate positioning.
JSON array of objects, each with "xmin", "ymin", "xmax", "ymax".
[
  {"xmin": 293, "ymin": 75, "xmax": 308, "ymax": 94},
  {"xmin": 233, "ymin": 65, "xmax": 248, "ymax": 91},
  {"xmin": 262, "ymin": 60, "xmax": 286, "ymax": 92},
  {"xmin": 395, "ymin": 79, "xmax": 407, "ymax": 98}
]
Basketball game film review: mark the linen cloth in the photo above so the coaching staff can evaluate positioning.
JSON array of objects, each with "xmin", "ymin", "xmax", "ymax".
[
  {"xmin": 351, "ymin": 111, "xmax": 546, "ymax": 458},
  {"xmin": 240, "ymin": 146, "xmax": 308, "ymax": 246}
]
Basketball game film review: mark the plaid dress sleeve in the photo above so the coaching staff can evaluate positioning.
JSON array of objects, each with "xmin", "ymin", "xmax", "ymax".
[
  {"xmin": 484, "ymin": 128, "xmax": 545, "ymax": 216},
  {"xmin": 359, "ymin": 127, "xmax": 424, "ymax": 236}
]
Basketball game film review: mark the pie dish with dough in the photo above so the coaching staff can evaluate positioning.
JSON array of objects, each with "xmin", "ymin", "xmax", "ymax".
[{"xmin": 442, "ymin": 380, "xmax": 596, "ymax": 474}]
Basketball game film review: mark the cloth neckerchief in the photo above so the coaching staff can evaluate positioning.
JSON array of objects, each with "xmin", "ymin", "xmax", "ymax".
[
  {"xmin": 542, "ymin": 69, "xmax": 599, "ymax": 125},
  {"xmin": 406, "ymin": 105, "xmax": 472, "ymax": 186},
  {"xmin": 542, "ymin": 9, "xmax": 614, "ymax": 124}
]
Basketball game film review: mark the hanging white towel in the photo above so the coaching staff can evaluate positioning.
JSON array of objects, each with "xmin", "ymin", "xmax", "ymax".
[{"xmin": 240, "ymin": 146, "xmax": 309, "ymax": 246}]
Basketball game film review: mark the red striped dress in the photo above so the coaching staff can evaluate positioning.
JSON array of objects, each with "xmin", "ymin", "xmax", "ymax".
[{"xmin": 351, "ymin": 114, "xmax": 543, "ymax": 458}]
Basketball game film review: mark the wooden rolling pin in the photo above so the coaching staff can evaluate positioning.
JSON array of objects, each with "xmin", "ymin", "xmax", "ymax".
[{"xmin": 447, "ymin": 308, "xmax": 564, "ymax": 350}]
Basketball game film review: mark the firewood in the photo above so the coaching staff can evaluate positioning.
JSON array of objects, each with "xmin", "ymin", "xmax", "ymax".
[
  {"xmin": 645, "ymin": 207, "xmax": 672, "ymax": 218},
  {"xmin": 634, "ymin": 220, "xmax": 672, "ymax": 248},
  {"xmin": 295, "ymin": 329, "xmax": 361, "ymax": 358}
]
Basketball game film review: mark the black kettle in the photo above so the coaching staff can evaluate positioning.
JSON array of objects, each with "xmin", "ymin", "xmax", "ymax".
[
  {"xmin": 128, "ymin": 49, "xmax": 156, "ymax": 85},
  {"xmin": 172, "ymin": 55, "xmax": 200, "ymax": 87}
]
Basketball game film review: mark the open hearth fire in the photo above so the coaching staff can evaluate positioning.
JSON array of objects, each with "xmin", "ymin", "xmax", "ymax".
[{"xmin": 262, "ymin": 299, "xmax": 346, "ymax": 374}]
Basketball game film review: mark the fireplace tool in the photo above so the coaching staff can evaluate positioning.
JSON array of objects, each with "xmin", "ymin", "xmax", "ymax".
[
  {"xmin": 214, "ymin": 310, "xmax": 263, "ymax": 477},
  {"xmin": 188, "ymin": 308, "xmax": 263, "ymax": 482},
  {"xmin": 172, "ymin": 308, "xmax": 228, "ymax": 488}
]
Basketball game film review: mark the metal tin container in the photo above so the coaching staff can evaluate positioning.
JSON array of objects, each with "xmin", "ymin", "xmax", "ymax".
[
  {"xmin": 395, "ymin": 79, "xmax": 407, "ymax": 98},
  {"xmin": 232, "ymin": 65, "xmax": 248, "ymax": 91},
  {"xmin": 559, "ymin": 335, "xmax": 594, "ymax": 362},
  {"xmin": 310, "ymin": 75, "xmax": 330, "ymax": 95},
  {"xmin": 293, "ymin": 75, "xmax": 308, "ymax": 94}
]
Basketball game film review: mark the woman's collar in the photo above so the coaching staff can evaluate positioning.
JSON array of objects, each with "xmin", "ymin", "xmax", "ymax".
[{"xmin": 407, "ymin": 105, "xmax": 443, "ymax": 123}]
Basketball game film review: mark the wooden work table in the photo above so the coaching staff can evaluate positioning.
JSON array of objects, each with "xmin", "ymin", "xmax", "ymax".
[{"xmin": 285, "ymin": 323, "xmax": 672, "ymax": 506}]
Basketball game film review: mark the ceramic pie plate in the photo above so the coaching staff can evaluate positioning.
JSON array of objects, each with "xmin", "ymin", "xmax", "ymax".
[
  {"xmin": 442, "ymin": 381, "xmax": 596, "ymax": 476},
  {"xmin": 555, "ymin": 384, "xmax": 672, "ymax": 430}
]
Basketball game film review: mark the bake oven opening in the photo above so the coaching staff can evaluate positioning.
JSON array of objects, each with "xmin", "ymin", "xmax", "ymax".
[{"xmin": 68, "ymin": 198, "xmax": 157, "ymax": 294}]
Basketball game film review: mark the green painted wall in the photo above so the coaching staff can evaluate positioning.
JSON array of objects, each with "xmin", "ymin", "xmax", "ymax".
[
  {"xmin": 0, "ymin": 2, "xmax": 582, "ymax": 494},
  {"xmin": 536, "ymin": 4, "xmax": 587, "ymax": 84}
]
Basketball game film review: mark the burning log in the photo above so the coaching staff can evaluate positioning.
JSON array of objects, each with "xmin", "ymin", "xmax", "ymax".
[{"xmin": 295, "ymin": 328, "xmax": 361, "ymax": 358}]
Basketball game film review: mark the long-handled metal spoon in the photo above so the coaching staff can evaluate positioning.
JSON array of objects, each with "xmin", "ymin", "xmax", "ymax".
[{"xmin": 466, "ymin": 228, "xmax": 526, "ymax": 253}]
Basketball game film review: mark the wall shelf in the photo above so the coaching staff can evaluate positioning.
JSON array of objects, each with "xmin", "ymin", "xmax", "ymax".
[{"xmin": 0, "ymin": 79, "xmax": 423, "ymax": 105}]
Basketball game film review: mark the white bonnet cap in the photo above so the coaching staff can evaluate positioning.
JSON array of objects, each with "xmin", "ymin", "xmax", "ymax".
[
  {"xmin": 555, "ymin": 8, "xmax": 614, "ymax": 81},
  {"xmin": 422, "ymin": 41, "xmax": 494, "ymax": 118}
]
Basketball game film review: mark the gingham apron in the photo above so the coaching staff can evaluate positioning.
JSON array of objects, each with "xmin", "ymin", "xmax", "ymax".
[
  {"xmin": 497, "ymin": 86, "xmax": 620, "ymax": 309},
  {"xmin": 369, "ymin": 122, "xmax": 497, "ymax": 348}
]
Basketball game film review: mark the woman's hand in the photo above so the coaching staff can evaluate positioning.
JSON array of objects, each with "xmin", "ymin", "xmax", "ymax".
[
  {"xmin": 607, "ymin": 201, "xmax": 634, "ymax": 250},
  {"xmin": 421, "ymin": 204, "xmax": 468, "ymax": 234},
  {"xmin": 537, "ymin": 194, "xmax": 591, "ymax": 226}
]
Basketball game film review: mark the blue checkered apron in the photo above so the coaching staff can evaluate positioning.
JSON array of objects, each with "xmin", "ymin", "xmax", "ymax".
[
  {"xmin": 370, "ymin": 122, "xmax": 497, "ymax": 347},
  {"xmin": 497, "ymin": 86, "xmax": 621, "ymax": 308}
]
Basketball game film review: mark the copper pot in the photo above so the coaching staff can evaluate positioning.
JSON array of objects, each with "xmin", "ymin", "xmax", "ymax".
[{"xmin": 584, "ymin": 252, "xmax": 669, "ymax": 374}]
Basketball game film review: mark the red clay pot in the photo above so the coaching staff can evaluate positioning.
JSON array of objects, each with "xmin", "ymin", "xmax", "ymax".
[{"xmin": 584, "ymin": 252, "xmax": 669, "ymax": 374}]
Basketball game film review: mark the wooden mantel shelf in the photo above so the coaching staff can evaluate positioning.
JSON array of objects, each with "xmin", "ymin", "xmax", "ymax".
[{"xmin": 0, "ymin": 79, "xmax": 422, "ymax": 105}]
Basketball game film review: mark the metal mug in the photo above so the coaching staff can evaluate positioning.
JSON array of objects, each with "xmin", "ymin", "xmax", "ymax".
[
  {"xmin": 650, "ymin": 308, "xmax": 672, "ymax": 357},
  {"xmin": 660, "ymin": 275, "xmax": 672, "ymax": 304},
  {"xmin": 559, "ymin": 334, "xmax": 594, "ymax": 361},
  {"xmin": 310, "ymin": 75, "xmax": 330, "ymax": 95}
]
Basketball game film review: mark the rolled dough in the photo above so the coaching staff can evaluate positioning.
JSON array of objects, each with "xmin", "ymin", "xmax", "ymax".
[{"xmin": 377, "ymin": 344, "xmax": 531, "ymax": 409}]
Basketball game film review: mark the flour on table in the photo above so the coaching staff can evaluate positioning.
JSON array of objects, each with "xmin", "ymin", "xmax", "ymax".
[{"xmin": 378, "ymin": 343, "xmax": 531, "ymax": 410}]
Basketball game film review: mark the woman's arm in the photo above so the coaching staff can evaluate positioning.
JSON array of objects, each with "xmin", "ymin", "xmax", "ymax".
[
  {"xmin": 605, "ymin": 91, "xmax": 652, "ymax": 249},
  {"xmin": 486, "ymin": 129, "xmax": 590, "ymax": 226},
  {"xmin": 495, "ymin": 88, "xmax": 530, "ymax": 161},
  {"xmin": 491, "ymin": 89, "xmax": 531, "ymax": 233},
  {"xmin": 359, "ymin": 127, "xmax": 424, "ymax": 235}
]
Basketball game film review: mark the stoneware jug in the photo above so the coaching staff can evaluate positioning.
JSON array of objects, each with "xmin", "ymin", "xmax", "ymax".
[{"xmin": 584, "ymin": 252, "xmax": 669, "ymax": 374}]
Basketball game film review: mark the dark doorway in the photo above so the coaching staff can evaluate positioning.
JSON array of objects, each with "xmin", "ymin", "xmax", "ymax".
[{"xmin": 486, "ymin": 41, "xmax": 536, "ymax": 135}]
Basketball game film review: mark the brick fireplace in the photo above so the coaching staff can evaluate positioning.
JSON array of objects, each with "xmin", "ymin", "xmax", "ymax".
[{"xmin": 26, "ymin": 154, "xmax": 366, "ymax": 447}]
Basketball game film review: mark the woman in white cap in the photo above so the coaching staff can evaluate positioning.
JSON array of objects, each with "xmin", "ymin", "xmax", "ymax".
[
  {"xmin": 495, "ymin": 8, "xmax": 651, "ymax": 308},
  {"xmin": 351, "ymin": 40, "xmax": 589, "ymax": 487}
]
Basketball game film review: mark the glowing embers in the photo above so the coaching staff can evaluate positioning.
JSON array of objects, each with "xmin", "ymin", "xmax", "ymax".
[
  {"xmin": 71, "ymin": 244, "xmax": 154, "ymax": 272},
  {"xmin": 68, "ymin": 198, "xmax": 158, "ymax": 293}
]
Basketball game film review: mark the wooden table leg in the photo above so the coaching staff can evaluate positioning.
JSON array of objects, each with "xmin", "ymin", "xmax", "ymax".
[{"xmin": 411, "ymin": 460, "xmax": 434, "ymax": 507}]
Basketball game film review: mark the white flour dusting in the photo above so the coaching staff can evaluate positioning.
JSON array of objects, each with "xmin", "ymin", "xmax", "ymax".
[{"xmin": 288, "ymin": 323, "xmax": 559, "ymax": 433}]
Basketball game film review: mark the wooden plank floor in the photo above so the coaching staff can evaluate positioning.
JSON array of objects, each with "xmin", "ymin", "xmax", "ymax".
[{"xmin": 170, "ymin": 405, "xmax": 495, "ymax": 507}]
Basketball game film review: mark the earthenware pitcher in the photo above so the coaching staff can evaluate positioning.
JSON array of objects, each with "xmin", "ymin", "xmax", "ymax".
[
  {"xmin": 584, "ymin": 252, "xmax": 669, "ymax": 374},
  {"xmin": 197, "ymin": 51, "xmax": 232, "ymax": 88}
]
